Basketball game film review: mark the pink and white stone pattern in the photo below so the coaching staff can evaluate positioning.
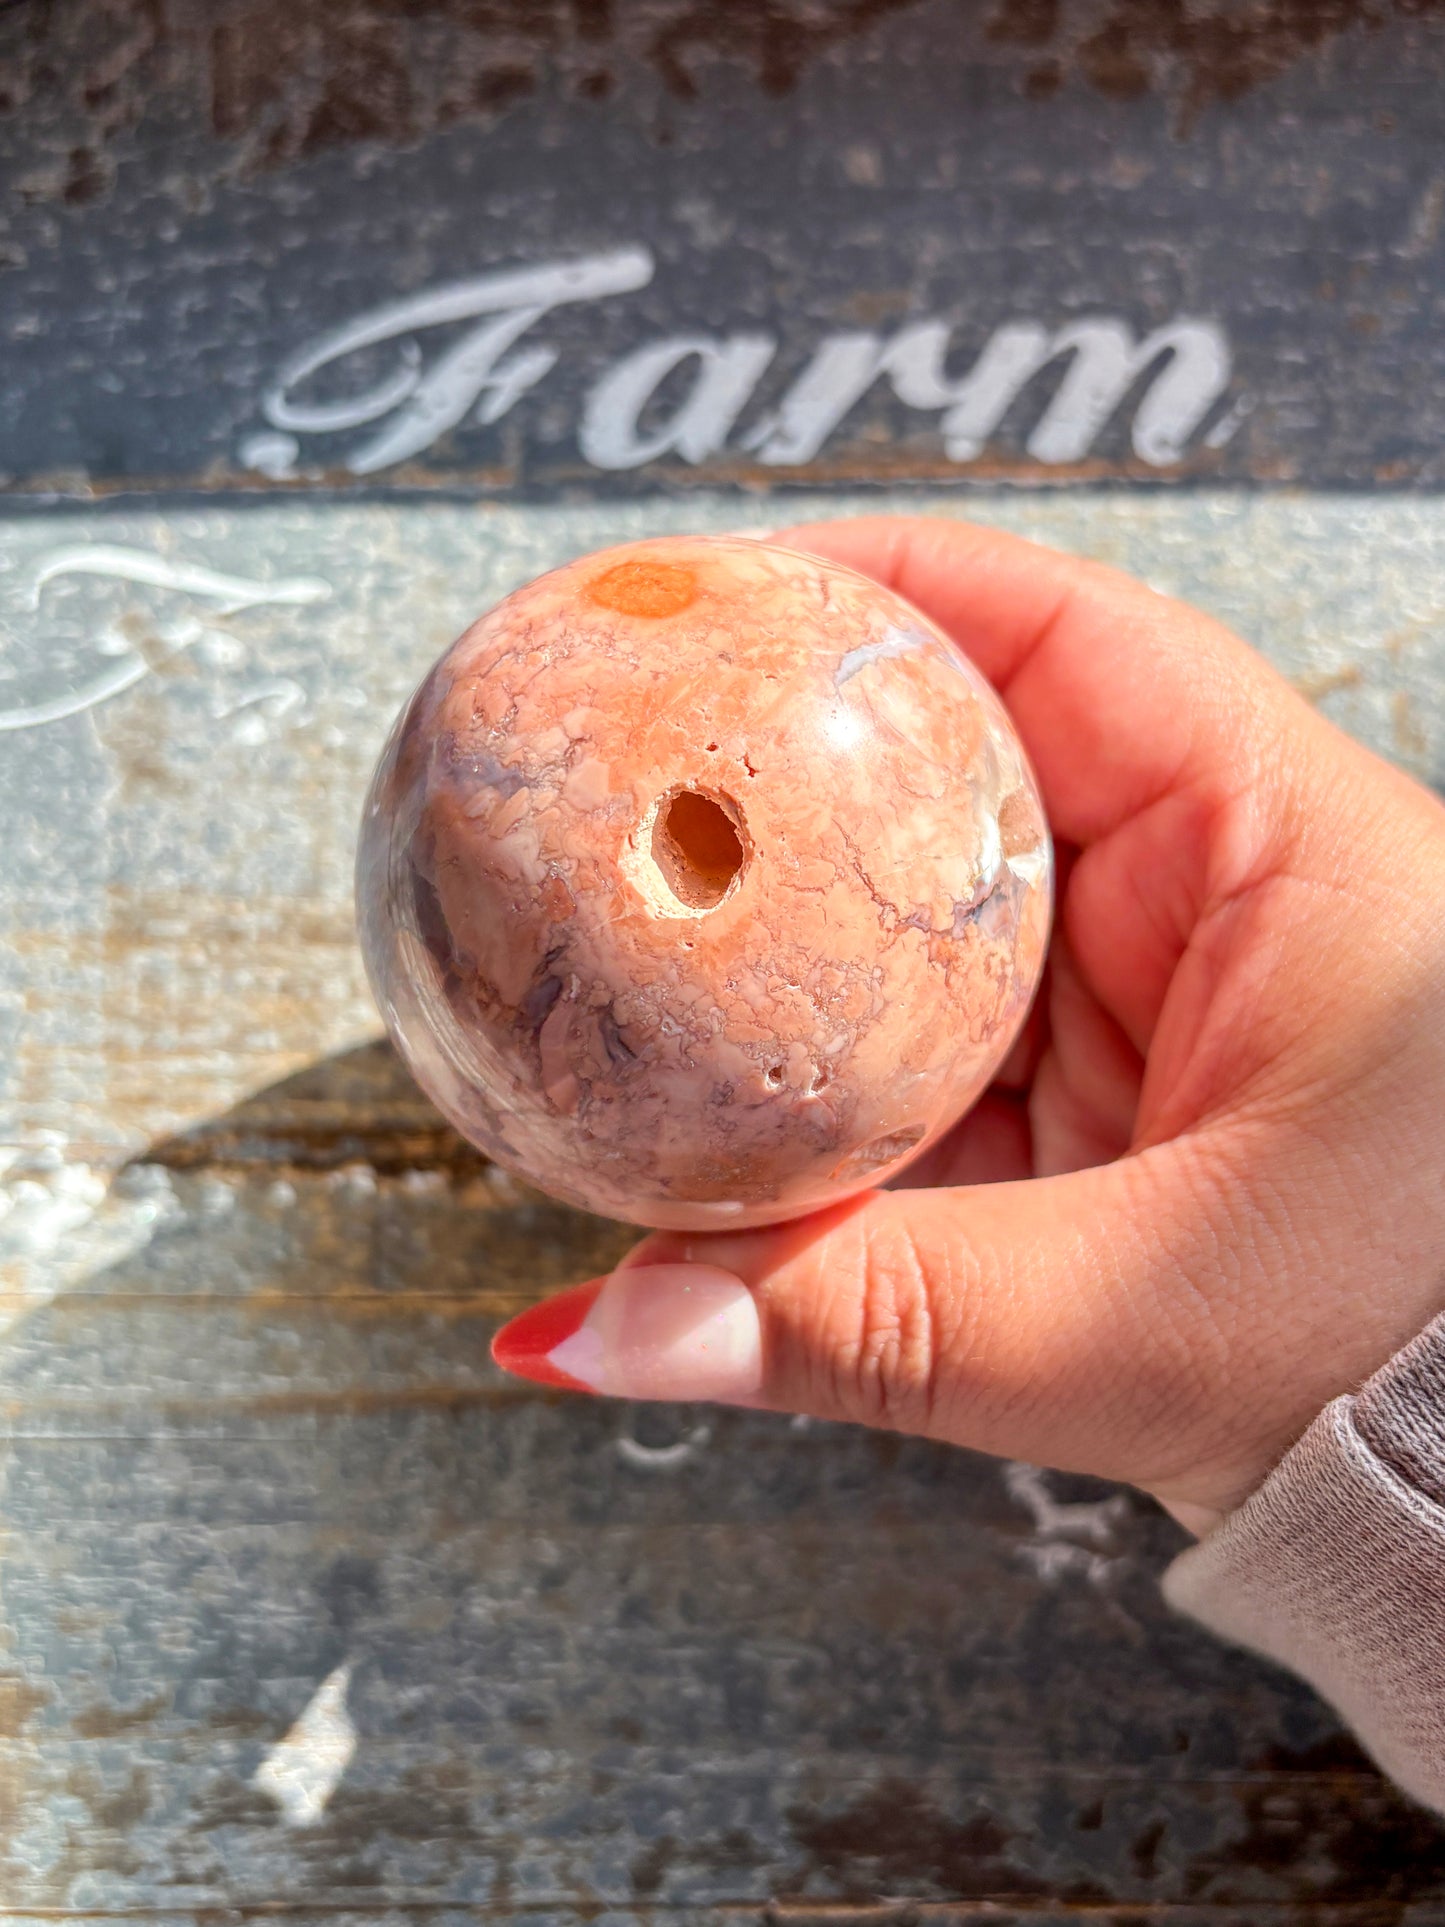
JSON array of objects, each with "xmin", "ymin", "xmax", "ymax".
[{"xmin": 356, "ymin": 536, "xmax": 1051, "ymax": 1231}]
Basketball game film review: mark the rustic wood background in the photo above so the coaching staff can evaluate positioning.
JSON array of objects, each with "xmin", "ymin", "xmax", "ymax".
[{"xmin": 4, "ymin": 4, "xmax": 1445, "ymax": 1920}]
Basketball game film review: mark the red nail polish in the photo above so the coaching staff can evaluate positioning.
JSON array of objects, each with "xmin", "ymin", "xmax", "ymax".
[{"xmin": 492, "ymin": 1277, "xmax": 606, "ymax": 1391}]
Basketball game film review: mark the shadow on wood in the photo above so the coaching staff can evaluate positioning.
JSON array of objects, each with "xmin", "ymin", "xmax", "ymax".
[{"xmin": 3, "ymin": 1041, "xmax": 1445, "ymax": 1918}]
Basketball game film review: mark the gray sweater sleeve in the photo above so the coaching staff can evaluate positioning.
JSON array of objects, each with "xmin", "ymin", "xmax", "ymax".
[{"xmin": 1164, "ymin": 1311, "xmax": 1445, "ymax": 1814}]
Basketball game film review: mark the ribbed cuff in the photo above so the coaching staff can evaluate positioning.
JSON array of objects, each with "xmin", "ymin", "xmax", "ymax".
[{"xmin": 1164, "ymin": 1314, "xmax": 1445, "ymax": 1815}]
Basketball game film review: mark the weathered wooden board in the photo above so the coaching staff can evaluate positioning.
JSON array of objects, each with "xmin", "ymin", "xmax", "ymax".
[
  {"xmin": 2, "ymin": 0, "xmax": 1445, "ymax": 495},
  {"xmin": 2, "ymin": 492, "xmax": 1442, "ymax": 1166},
  {"xmin": 3, "ymin": 491, "xmax": 1445, "ymax": 1917},
  {"xmin": 7, "ymin": 1052, "xmax": 1445, "ymax": 1918},
  {"xmin": 7, "ymin": 0, "xmax": 1445, "ymax": 1911}
]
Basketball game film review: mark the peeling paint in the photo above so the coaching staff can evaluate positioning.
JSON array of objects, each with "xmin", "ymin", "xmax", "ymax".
[{"xmin": 251, "ymin": 1663, "xmax": 357, "ymax": 1827}]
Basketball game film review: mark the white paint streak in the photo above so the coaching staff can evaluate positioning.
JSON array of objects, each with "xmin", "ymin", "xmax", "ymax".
[
  {"xmin": 260, "ymin": 250, "xmax": 654, "ymax": 474},
  {"xmin": 615, "ymin": 1421, "xmax": 713, "ymax": 1471},
  {"xmin": 1003, "ymin": 1462, "xmax": 1132, "ymax": 1587},
  {"xmin": 0, "ymin": 1156, "xmax": 107, "ymax": 1261},
  {"xmin": 237, "ymin": 430, "xmax": 300, "ymax": 479},
  {"xmin": 751, "ymin": 315, "xmax": 1232, "ymax": 468},
  {"xmin": 252, "ymin": 1663, "xmax": 356, "ymax": 1827},
  {"xmin": 248, "ymin": 256, "xmax": 1234, "ymax": 475},
  {"xmin": 0, "ymin": 546, "xmax": 332, "ymax": 733},
  {"xmin": 1005, "ymin": 1461, "xmax": 1128, "ymax": 1546},
  {"xmin": 1203, "ymin": 395, "xmax": 1251, "ymax": 449},
  {"xmin": 28, "ymin": 545, "xmax": 332, "ymax": 613},
  {"xmin": 0, "ymin": 1151, "xmax": 181, "ymax": 1330},
  {"xmin": 0, "ymin": 658, "xmax": 150, "ymax": 732},
  {"xmin": 1027, "ymin": 319, "xmax": 1231, "ymax": 466},
  {"xmin": 743, "ymin": 330, "xmax": 886, "ymax": 464},
  {"xmin": 579, "ymin": 333, "xmax": 776, "ymax": 469},
  {"xmin": 214, "ymin": 677, "xmax": 308, "ymax": 720}
]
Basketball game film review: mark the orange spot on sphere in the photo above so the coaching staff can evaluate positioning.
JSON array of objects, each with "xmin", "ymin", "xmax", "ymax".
[{"xmin": 586, "ymin": 559, "xmax": 698, "ymax": 619}]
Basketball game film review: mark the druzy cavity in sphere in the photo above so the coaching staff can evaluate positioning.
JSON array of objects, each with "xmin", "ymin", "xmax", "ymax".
[{"xmin": 356, "ymin": 536, "xmax": 1051, "ymax": 1231}]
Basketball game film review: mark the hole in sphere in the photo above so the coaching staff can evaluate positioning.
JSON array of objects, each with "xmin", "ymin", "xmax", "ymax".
[
  {"xmin": 764, "ymin": 1063, "xmax": 786, "ymax": 1089},
  {"xmin": 651, "ymin": 788, "xmax": 747, "ymax": 911}
]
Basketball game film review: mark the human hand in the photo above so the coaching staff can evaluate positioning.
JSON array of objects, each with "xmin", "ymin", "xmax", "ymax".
[{"xmin": 493, "ymin": 515, "xmax": 1445, "ymax": 1534}]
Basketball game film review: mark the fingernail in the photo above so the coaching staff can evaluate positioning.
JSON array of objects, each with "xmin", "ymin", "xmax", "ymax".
[{"xmin": 491, "ymin": 1264, "xmax": 763, "ymax": 1403}]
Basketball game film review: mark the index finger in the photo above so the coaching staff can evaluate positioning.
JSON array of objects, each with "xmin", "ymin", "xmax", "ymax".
[{"xmin": 769, "ymin": 514, "xmax": 1305, "ymax": 849}]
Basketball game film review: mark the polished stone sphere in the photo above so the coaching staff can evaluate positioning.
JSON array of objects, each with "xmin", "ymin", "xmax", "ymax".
[{"xmin": 357, "ymin": 536, "xmax": 1051, "ymax": 1230}]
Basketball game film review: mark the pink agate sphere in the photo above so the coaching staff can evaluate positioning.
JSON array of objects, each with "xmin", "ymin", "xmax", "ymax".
[{"xmin": 357, "ymin": 536, "xmax": 1051, "ymax": 1231}]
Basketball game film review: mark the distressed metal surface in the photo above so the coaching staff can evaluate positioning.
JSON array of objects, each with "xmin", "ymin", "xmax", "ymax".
[
  {"xmin": 2, "ymin": 492, "xmax": 1445, "ymax": 1915},
  {"xmin": 1, "ymin": 0, "xmax": 1444, "ymax": 495}
]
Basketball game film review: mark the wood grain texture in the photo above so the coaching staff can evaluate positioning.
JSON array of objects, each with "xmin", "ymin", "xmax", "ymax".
[
  {"xmin": 3, "ymin": 491, "xmax": 1445, "ymax": 1917},
  {"xmin": 1, "ymin": 0, "xmax": 1444, "ymax": 494},
  {"xmin": 6, "ymin": 1058, "xmax": 1445, "ymax": 1916}
]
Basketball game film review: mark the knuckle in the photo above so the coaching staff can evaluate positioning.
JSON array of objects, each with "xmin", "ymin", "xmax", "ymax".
[{"xmin": 823, "ymin": 1215, "xmax": 949, "ymax": 1434}]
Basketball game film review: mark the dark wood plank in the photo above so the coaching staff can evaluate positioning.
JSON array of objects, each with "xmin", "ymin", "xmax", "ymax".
[
  {"xmin": 6, "ymin": 1047, "xmax": 1445, "ymax": 1915},
  {"xmin": 1, "ymin": 0, "xmax": 1444, "ymax": 495}
]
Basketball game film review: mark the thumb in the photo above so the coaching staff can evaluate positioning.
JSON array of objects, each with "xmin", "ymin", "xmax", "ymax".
[{"xmin": 492, "ymin": 1147, "xmax": 1226, "ymax": 1490}]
